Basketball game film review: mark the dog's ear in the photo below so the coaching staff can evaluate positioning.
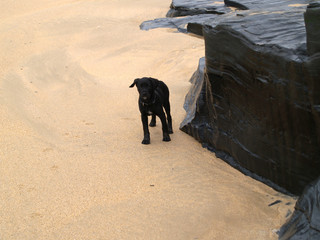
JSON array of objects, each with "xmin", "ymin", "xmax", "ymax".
[
  {"xmin": 149, "ymin": 77, "xmax": 159, "ymax": 90},
  {"xmin": 129, "ymin": 78, "xmax": 139, "ymax": 88}
]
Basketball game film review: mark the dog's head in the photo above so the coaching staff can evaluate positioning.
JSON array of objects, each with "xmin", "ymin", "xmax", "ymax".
[{"xmin": 129, "ymin": 77, "xmax": 158, "ymax": 103}]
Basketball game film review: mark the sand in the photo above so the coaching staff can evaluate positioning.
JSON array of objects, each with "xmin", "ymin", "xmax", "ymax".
[{"xmin": 0, "ymin": 0, "xmax": 296, "ymax": 239}]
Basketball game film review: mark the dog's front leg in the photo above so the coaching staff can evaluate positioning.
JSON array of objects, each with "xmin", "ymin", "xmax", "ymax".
[{"xmin": 141, "ymin": 114, "xmax": 150, "ymax": 144}]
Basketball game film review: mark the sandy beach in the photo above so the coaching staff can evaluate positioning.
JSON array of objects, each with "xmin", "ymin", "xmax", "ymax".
[{"xmin": 0, "ymin": 0, "xmax": 296, "ymax": 239}]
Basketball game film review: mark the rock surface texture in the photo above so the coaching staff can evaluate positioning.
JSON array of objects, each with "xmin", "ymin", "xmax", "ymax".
[
  {"xmin": 183, "ymin": 1, "xmax": 320, "ymax": 196},
  {"xmin": 142, "ymin": 0, "xmax": 320, "ymax": 196},
  {"xmin": 279, "ymin": 177, "xmax": 320, "ymax": 240},
  {"xmin": 166, "ymin": 0, "xmax": 229, "ymax": 17}
]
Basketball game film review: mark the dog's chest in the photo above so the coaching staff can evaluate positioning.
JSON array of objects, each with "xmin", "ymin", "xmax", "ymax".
[
  {"xmin": 144, "ymin": 106, "xmax": 153, "ymax": 115},
  {"xmin": 141, "ymin": 102, "xmax": 155, "ymax": 115}
]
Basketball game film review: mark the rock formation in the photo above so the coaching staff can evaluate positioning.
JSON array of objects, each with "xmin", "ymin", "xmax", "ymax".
[
  {"xmin": 142, "ymin": 1, "xmax": 320, "ymax": 195},
  {"xmin": 279, "ymin": 177, "xmax": 320, "ymax": 240},
  {"xmin": 166, "ymin": 0, "xmax": 230, "ymax": 17},
  {"xmin": 142, "ymin": 1, "xmax": 320, "ymax": 238}
]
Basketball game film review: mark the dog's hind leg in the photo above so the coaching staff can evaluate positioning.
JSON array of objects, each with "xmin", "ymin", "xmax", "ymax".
[
  {"xmin": 149, "ymin": 114, "xmax": 156, "ymax": 127},
  {"xmin": 158, "ymin": 111, "xmax": 171, "ymax": 142},
  {"xmin": 163, "ymin": 102, "xmax": 173, "ymax": 134}
]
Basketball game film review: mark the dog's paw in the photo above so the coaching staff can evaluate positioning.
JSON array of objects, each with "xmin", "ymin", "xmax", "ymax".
[
  {"xmin": 149, "ymin": 122, "xmax": 156, "ymax": 127},
  {"xmin": 162, "ymin": 135, "xmax": 171, "ymax": 142},
  {"xmin": 142, "ymin": 139, "xmax": 150, "ymax": 144}
]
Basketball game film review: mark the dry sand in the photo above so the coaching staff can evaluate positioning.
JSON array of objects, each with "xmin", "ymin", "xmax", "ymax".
[{"xmin": 0, "ymin": 0, "xmax": 296, "ymax": 239}]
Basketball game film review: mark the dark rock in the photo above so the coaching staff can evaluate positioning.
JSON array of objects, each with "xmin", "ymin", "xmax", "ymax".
[
  {"xmin": 140, "ymin": 15, "xmax": 199, "ymax": 33},
  {"xmin": 140, "ymin": 9, "xmax": 222, "ymax": 33},
  {"xmin": 224, "ymin": 0, "xmax": 248, "ymax": 10},
  {"xmin": 224, "ymin": 0, "xmax": 309, "ymax": 11},
  {"xmin": 141, "ymin": 0, "xmax": 311, "ymax": 38},
  {"xmin": 167, "ymin": 0, "xmax": 229, "ymax": 17},
  {"xmin": 140, "ymin": 0, "xmax": 231, "ymax": 33},
  {"xmin": 304, "ymin": 3, "xmax": 320, "ymax": 56},
  {"xmin": 279, "ymin": 177, "xmax": 320, "ymax": 240},
  {"xmin": 180, "ymin": 1, "xmax": 320, "ymax": 195},
  {"xmin": 180, "ymin": 57, "xmax": 206, "ymax": 129},
  {"xmin": 187, "ymin": 22, "xmax": 204, "ymax": 36},
  {"xmin": 141, "ymin": 0, "xmax": 320, "ymax": 195}
]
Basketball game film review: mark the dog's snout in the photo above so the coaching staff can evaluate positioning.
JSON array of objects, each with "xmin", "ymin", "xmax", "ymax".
[{"xmin": 141, "ymin": 91, "xmax": 150, "ymax": 101}]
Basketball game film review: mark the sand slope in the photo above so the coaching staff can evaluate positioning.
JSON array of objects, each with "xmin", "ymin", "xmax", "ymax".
[{"xmin": 0, "ymin": 0, "xmax": 295, "ymax": 239}]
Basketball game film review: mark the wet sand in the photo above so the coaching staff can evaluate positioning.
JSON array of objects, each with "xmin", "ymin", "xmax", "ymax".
[{"xmin": 0, "ymin": 0, "xmax": 295, "ymax": 239}]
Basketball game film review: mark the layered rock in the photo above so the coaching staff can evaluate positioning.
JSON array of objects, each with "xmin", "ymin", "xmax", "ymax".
[
  {"xmin": 142, "ymin": 0, "xmax": 320, "ymax": 195},
  {"xmin": 141, "ymin": 0, "xmax": 311, "ymax": 37},
  {"xmin": 167, "ymin": 0, "xmax": 229, "ymax": 17},
  {"xmin": 181, "ymin": 1, "xmax": 320, "ymax": 195},
  {"xmin": 279, "ymin": 177, "xmax": 320, "ymax": 239},
  {"xmin": 141, "ymin": 1, "xmax": 320, "ymax": 237}
]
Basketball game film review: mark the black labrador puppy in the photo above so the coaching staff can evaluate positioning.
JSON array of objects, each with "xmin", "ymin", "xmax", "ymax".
[{"xmin": 129, "ymin": 77, "xmax": 173, "ymax": 144}]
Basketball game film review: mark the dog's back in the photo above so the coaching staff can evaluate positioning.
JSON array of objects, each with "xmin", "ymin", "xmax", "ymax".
[{"xmin": 155, "ymin": 80, "xmax": 169, "ymax": 105}]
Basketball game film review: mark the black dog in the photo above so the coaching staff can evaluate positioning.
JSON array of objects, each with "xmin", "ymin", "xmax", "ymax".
[{"xmin": 129, "ymin": 77, "xmax": 173, "ymax": 144}]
